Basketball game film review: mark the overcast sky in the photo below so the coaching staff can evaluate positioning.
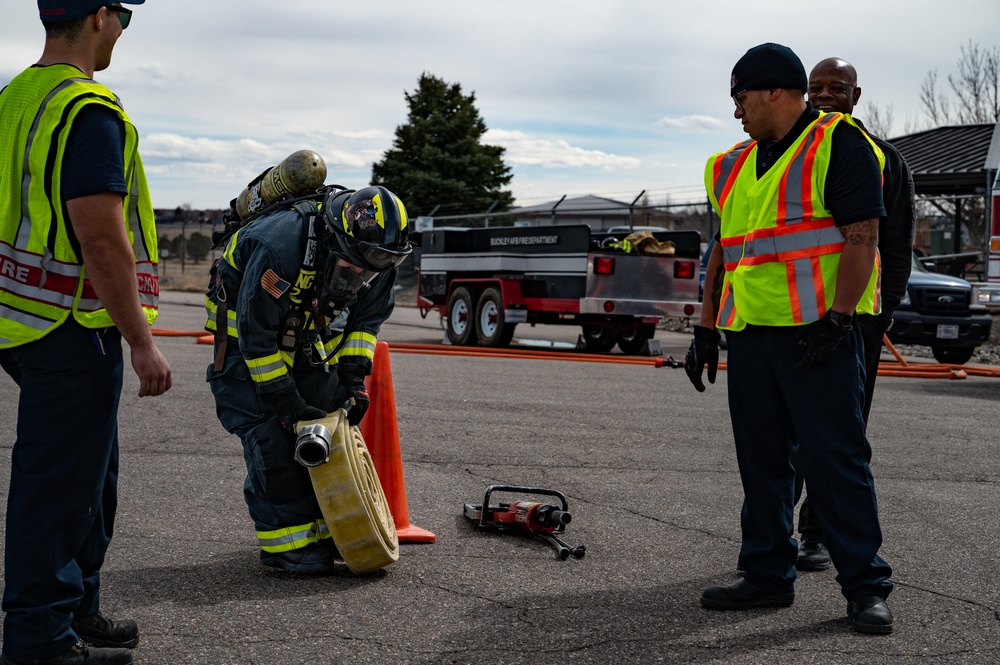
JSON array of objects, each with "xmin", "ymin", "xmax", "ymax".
[{"xmin": 1, "ymin": 0, "xmax": 996, "ymax": 211}]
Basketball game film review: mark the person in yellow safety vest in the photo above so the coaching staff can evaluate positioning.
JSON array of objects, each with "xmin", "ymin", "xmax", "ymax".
[
  {"xmin": 0, "ymin": 2, "xmax": 171, "ymax": 664},
  {"xmin": 683, "ymin": 43, "xmax": 895, "ymax": 635}
]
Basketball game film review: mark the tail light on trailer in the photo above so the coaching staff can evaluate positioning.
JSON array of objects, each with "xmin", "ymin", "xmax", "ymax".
[
  {"xmin": 674, "ymin": 261, "xmax": 696, "ymax": 279},
  {"xmin": 594, "ymin": 257, "xmax": 615, "ymax": 275}
]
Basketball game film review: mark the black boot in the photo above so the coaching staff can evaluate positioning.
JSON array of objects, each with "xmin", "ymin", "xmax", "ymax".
[
  {"xmin": 847, "ymin": 596, "xmax": 894, "ymax": 635},
  {"xmin": 73, "ymin": 613, "xmax": 139, "ymax": 649},
  {"xmin": 796, "ymin": 538, "xmax": 832, "ymax": 571},
  {"xmin": 0, "ymin": 640, "xmax": 133, "ymax": 665}
]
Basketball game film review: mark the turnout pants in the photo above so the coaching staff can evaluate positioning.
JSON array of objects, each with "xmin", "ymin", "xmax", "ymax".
[
  {"xmin": 0, "ymin": 321, "xmax": 122, "ymax": 659},
  {"xmin": 727, "ymin": 324, "xmax": 893, "ymax": 601},
  {"xmin": 207, "ymin": 347, "xmax": 338, "ymax": 546}
]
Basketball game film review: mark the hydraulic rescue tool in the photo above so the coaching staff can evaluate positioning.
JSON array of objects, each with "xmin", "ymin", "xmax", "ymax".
[{"xmin": 464, "ymin": 485, "xmax": 585, "ymax": 560}]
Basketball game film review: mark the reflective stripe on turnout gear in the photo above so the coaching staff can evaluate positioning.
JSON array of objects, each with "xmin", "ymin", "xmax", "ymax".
[
  {"xmin": 246, "ymin": 351, "xmax": 288, "ymax": 384},
  {"xmin": 258, "ymin": 519, "xmax": 332, "ymax": 552},
  {"xmin": 334, "ymin": 331, "xmax": 376, "ymax": 363}
]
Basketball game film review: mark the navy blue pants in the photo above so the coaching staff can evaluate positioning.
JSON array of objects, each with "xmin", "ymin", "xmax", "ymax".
[
  {"xmin": 795, "ymin": 313, "xmax": 885, "ymax": 539},
  {"xmin": 0, "ymin": 321, "xmax": 122, "ymax": 659},
  {"xmin": 206, "ymin": 347, "xmax": 337, "ymax": 536},
  {"xmin": 727, "ymin": 324, "xmax": 893, "ymax": 600}
]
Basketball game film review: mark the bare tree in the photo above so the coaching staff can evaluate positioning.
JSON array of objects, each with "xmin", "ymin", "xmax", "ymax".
[
  {"xmin": 862, "ymin": 101, "xmax": 896, "ymax": 138},
  {"xmin": 921, "ymin": 40, "xmax": 1000, "ymax": 125}
]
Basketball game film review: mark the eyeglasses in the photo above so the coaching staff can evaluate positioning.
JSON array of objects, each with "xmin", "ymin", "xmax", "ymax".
[
  {"xmin": 105, "ymin": 5, "xmax": 132, "ymax": 30},
  {"xmin": 732, "ymin": 89, "xmax": 776, "ymax": 112}
]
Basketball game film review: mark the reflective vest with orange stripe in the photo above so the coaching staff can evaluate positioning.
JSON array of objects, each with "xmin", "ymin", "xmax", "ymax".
[
  {"xmin": 0, "ymin": 64, "xmax": 159, "ymax": 348},
  {"xmin": 703, "ymin": 112, "xmax": 884, "ymax": 332}
]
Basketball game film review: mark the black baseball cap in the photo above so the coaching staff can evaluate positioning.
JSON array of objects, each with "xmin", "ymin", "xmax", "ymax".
[
  {"xmin": 730, "ymin": 43, "xmax": 807, "ymax": 97},
  {"xmin": 38, "ymin": 0, "xmax": 144, "ymax": 23}
]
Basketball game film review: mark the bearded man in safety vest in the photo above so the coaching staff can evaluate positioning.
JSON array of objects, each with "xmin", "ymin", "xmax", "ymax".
[
  {"xmin": 683, "ymin": 43, "xmax": 894, "ymax": 635},
  {"xmin": 0, "ymin": 2, "xmax": 171, "ymax": 663}
]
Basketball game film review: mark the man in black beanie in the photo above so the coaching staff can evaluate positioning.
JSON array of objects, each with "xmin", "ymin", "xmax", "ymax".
[{"xmin": 685, "ymin": 42, "xmax": 895, "ymax": 634}]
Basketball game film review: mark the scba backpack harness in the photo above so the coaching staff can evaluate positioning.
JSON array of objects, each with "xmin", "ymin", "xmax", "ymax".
[{"xmin": 209, "ymin": 187, "xmax": 364, "ymax": 371}]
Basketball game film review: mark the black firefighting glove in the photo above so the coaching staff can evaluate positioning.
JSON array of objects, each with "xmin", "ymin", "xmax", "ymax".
[
  {"xmin": 685, "ymin": 325, "xmax": 721, "ymax": 392},
  {"xmin": 261, "ymin": 383, "xmax": 325, "ymax": 431},
  {"xmin": 332, "ymin": 364, "xmax": 370, "ymax": 426},
  {"xmin": 795, "ymin": 311, "xmax": 851, "ymax": 371}
]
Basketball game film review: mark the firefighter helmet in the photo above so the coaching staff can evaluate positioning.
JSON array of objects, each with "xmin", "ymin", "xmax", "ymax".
[{"xmin": 322, "ymin": 186, "xmax": 412, "ymax": 273}]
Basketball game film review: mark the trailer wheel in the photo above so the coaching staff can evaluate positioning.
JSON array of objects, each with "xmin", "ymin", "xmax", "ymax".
[
  {"xmin": 616, "ymin": 323, "xmax": 655, "ymax": 355},
  {"xmin": 446, "ymin": 287, "xmax": 479, "ymax": 346},
  {"xmin": 581, "ymin": 326, "xmax": 616, "ymax": 353},
  {"xmin": 931, "ymin": 345, "xmax": 974, "ymax": 365},
  {"xmin": 475, "ymin": 288, "xmax": 515, "ymax": 347}
]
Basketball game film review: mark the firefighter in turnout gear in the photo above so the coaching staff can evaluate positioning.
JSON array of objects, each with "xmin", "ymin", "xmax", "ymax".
[{"xmin": 205, "ymin": 185, "xmax": 412, "ymax": 575}]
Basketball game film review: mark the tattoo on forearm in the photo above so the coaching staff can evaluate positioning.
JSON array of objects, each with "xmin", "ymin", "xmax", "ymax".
[
  {"xmin": 840, "ymin": 219, "xmax": 879, "ymax": 247},
  {"xmin": 711, "ymin": 269, "xmax": 724, "ymax": 313}
]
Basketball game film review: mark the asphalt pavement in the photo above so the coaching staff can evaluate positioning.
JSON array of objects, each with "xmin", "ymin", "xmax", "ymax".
[{"xmin": 1, "ymin": 290, "xmax": 998, "ymax": 664}]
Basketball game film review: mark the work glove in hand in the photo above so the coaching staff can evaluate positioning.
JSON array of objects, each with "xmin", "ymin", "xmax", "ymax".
[
  {"xmin": 685, "ymin": 325, "xmax": 721, "ymax": 392},
  {"xmin": 332, "ymin": 364, "xmax": 370, "ymax": 426},
  {"xmin": 795, "ymin": 311, "xmax": 851, "ymax": 371},
  {"xmin": 262, "ymin": 383, "xmax": 325, "ymax": 430}
]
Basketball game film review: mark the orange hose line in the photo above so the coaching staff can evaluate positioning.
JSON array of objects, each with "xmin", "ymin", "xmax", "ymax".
[
  {"xmin": 388, "ymin": 343, "xmax": 665, "ymax": 366},
  {"xmin": 938, "ymin": 365, "xmax": 1000, "ymax": 378},
  {"xmin": 152, "ymin": 328, "xmax": 209, "ymax": 337},
  {"xmin": 881, "ymin": 334, "xmax": 909, "ymax": 367},
  {"xmin": 169, "ymin": 331, "xmax": 1000, "ymax": 378},
  {"xmin": 878, "ymin": 369, "xmax": 968, "ymax": 379}
]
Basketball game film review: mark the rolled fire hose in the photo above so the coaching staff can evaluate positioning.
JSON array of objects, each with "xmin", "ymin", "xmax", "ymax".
[{"xmin": 295, "ymin": 409, "xmax": 399, "ymax": 574}]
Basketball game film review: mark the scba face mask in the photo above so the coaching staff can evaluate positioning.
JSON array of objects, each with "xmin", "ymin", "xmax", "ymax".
[{"xmin": 319, "ymin": 257, "xmax": 378, "ymax": 316}]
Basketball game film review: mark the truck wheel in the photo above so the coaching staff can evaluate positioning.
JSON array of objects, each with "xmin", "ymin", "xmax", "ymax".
[
  {"xmin": 446, "ymin": 287, "xmax": 479, "ymax": 346},
  {"xmin": 475, "ymin": 288, "xmax": 516, "ymax": 347},
  {"xmin": 616, "ymin": 323, "xmax": 655, "ymax": 355},
  {"xmin": 931, "ymin": 345, "xmax": 975, "ymax": 365},
  {"xmin": 581, "ymin": 326, "xmax": 616, "ymax": 352}
]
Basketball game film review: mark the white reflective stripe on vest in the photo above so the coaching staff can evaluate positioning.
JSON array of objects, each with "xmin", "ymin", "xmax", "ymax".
[
  {"xmin": 711, "ymin": 139, "xmax": 755, "ymax": 208},
  {"xmin": 740, "ymin": 224, "xmax": 844, "ymax": 263},
  {"xmin": 779, "ymin": 113, "xmax": 840, "ymax": 226},
  {"xmin": 0, "ymin": 303, "xmax": 56, "ymax": 344},
  {"xmin": 0, "ymin": 242, "xmax": 82, "ymax": 308}
]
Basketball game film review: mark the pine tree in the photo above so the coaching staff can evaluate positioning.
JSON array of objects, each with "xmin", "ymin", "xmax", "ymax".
[{"xmin": 371, "ymin": 73, "xmax": 514, "ymax": 219}]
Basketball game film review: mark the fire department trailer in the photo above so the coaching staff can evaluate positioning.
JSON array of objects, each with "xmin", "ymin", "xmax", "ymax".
[{"xmin": 416, "ymin": 224, "xmax": 702, "ymax": 354}]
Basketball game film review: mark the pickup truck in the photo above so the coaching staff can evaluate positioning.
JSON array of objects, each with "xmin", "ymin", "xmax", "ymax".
[{"xmin": 887, "ymin": 253, "xmax": 993, "ymax": 364}]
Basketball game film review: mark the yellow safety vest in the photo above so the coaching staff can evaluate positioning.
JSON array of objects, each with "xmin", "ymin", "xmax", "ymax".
[
  {"xmin": 704, "ymin": 112, "xmax": 884, "ymax": 332},
  {"xmin": 0, "ymin": 64, "xmax": 159, "ymax": 348}
]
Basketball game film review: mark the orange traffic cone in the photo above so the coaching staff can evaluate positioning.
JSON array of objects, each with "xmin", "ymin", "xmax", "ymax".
[{"xmin": 360, "ymin": 341, "xmax": 436, "ymax": 543}]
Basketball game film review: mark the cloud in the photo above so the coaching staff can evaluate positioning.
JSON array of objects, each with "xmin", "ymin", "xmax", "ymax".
[
  {"xmin": 657, "ymin": 115, "xmax": 730, "ymax": 133},
  {"xmin": 485, "ymin": 129, "xmax": 641, "ymax": 170}
]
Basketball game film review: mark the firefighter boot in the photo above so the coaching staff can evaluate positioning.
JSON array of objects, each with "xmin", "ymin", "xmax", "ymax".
[
  {"xmin": 73, "ymin": 613, "xmax": 139, "ymax": 649},
  {"xmin": 260, "ymin": 542, "xmax": 336, "ymax": 574}
]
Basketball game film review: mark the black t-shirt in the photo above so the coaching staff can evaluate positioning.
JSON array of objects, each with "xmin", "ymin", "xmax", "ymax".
[
  {"xmin": 755, "ymin": 103, "xmax": 885, "ymax": 226},
  {"xmin": 62, "ymin": 104, "xmax": 127, "ymax": 200}
]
